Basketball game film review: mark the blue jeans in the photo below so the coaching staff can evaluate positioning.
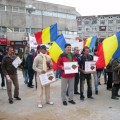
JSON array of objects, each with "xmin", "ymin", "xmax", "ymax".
[
  {"xmin": 103, "ymin": 69, "xmax": 107, "ymax": 83},
  {"xmin": 93, "ymin": 73, "xmax": 98, "ymax": 91},
  {"xmin": 56, "ymin": 69, "xmax": 61, "ymax": 78},
  {"xmin": 28, "ymin": 69, "xmax": 34, "ymax": 86},
  {"xmin": 22, "ymin": 69, "xmax": 29, "ymax": 83},
  {"xmin": 0, "ymin": 67, "xmax": 5, "ymax": 87},
  {"xmin": 97, "ymin": 70, "xmax": 102, "ymax": 83}
]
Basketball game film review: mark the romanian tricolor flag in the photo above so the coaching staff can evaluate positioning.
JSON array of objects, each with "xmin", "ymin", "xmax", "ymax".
[
  {"xmin": 85, "ymin": 36, "xmax": 97, "ymax": 50},
  {"xmin": 34, "ymin": 23, "xmax": 58, "ymax": 44},
  {"xmin": 48, "ymin": 34, "xmax": 66, "ymax": 70},
  {"xmin": 96, "ymin": 32, "xmax": 120, "ymax": 69}
]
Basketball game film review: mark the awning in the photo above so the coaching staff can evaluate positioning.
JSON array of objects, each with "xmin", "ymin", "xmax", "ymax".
[{"xmin": 0, "ymin": 38, "xmax": 10, "ymax": 45}]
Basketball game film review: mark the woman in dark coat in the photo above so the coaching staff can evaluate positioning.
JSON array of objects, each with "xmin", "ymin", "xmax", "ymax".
[{"xmin": 111, "ymin": 57, "xmax": 120, "ymax": 100}]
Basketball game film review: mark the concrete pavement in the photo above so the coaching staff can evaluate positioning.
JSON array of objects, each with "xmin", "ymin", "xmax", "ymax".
[{"xmin": 0, "ymin": 70, "xmax": 120, "ymax": 120}]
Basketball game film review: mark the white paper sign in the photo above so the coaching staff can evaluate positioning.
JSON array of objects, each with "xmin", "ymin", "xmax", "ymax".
[
  {"xmin": 93, "ymin": 56, "xmax": 99, "ymax": 62},
  {"xmin": 64, "ymin": 62, "xmax": 78, "ymax": 74},
  {"xmin": 12, "ymin": 57, "xmax": 22, "ymax": 68},
  {"xmin": 85, "ymin": 61, "xmax": 96, "ymax": 73},
  {"xmin": 39, "ymin": 71, "xmax": 56, "ymax": 86}
]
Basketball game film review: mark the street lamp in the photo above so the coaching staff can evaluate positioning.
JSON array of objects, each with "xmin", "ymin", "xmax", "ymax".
[{"xmin": 26, "ymin": 5, "xmax": 36, "ymax": 34}]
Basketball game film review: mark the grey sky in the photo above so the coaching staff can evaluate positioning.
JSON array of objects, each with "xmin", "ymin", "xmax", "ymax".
[{"xmin": 37, "ymin": 0, "xmax": 120, "ymax": 16}]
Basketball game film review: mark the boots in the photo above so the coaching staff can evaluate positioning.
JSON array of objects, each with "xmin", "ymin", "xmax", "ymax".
[
  {"xmin": 111, "ymin": 87, "xmax": 119, "ymax": 100},
  {"xmin": 115, "ymin": 86, "xmax": 120, "ymax": 97}
]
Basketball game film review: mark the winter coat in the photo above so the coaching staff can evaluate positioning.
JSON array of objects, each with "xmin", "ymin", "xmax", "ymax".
[
  {"xmin": 112, "ymin": 58, "xmax": 120, "ymax": 84},
  {"xmin": 57, "ymin": 52, "xmax": 77, "ymax": 78}
]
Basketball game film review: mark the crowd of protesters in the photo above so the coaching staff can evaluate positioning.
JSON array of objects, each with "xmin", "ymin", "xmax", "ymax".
[{"xmin": 0, "ymin": 44, "xmax": 120, "ymax": 108}]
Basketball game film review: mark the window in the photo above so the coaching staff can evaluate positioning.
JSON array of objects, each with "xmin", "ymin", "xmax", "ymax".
[
  {"xmin": 58, "ymin": 13, "xmax": 66, "ymax": 18},
  {"xmin": 67, "ymin": 14, "xmax": 76, "ymax": 19},
  {"xmin": 6, "ymin": 6, "xmax": 12, "ymax": 12},
  {"xmin": 84, "ymin": 21, "xmax": 89, "ymax": 25},
  {"xmin": 19, "ymin": 28, "xmax": 26, "ymax": 32},
  {"xmin": 31, "ymin": 28, "xmax": 41, "ymax": 34},
  {"xmin": 116, "ymin": 26, "xmax": 120, "ymax": 31},
  {"xmin": 19, "ymin": 7, "xmax": 26, "ymax": 13},
  {"xmin": 78, "ymin": 27, "xmax": 82, "ymax": 31},
  {"xmin": 100, "ymin": 20, "xmax": 105, "ymax": 24},
  {"xmin": 73, "ymin": 32, "xmax": 77, "ymax": 35},
  {"xmin": 12, "ymin": 6, "xmax": 19, "ymax": 12},
  {"xmin": 108, "ymin": 26, "xmax": 114, "ymax": 31},
  {"xmin": 92, "ymin": 27, "xmax": 97, "ymax": 31},
  {"xmin": 108, "ymin": 20, "xmax": 113, "ymax": 24},
  {"xmin": 43, "ymin": 11, "xmax": 52, "ymax": 16},
  {"xmin": 52, "ymin": 12, "xmax": 58, "ymax": 17},
  {"xmin": 14, "ymin": 28, "xmax": 19, "ymax": 32},
  {"xmin": 0, "ymin": 26, "xmax": 7, "ymax": 32},
  {"xmin": 33, "ymin": 9, "xmax": 41, "ymax": 15},
  {"xmin": 108, "ymin": 32, "xmax": 113, "ymax": 36},
  {"xmin": 92, "ymin": 18, "xmax": 97, "ymax": 24},
  {"xmin": 26, "ymin": 28, "xmax": 30, "ymax": 33},
  {"xmin": 116, "ymin": 20, "xmax": 120, "ymax": 24},
  {"xmin": 86, "ymin": 28, "xmax": 89, "ymax": 31},
  {"xmin": 7, "ymin": 27, "xmax": 13, "ymax": 32},
  {"xmin": 0, "ymin": 4, "xmax": 5, "ymax": 11}
]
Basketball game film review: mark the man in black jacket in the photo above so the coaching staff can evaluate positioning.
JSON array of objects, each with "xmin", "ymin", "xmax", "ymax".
[
  {"xmin": 79, "ymin": 47, "xmax": 94, "ymax": 100},
  {"xmin": 73, "ymin": 47, "xmax": 81, "ymax": 94},
  {"xmin": 26, "ymin": 49, "xmax": 35, "ymax": 88}
]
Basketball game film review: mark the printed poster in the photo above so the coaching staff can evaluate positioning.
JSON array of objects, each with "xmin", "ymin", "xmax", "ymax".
[
  {"xmin": 12, "ymin": 57, "xmax": 22, "ymax": 68},
  {"xmin": 85, "ymin": 61, "xmax": 96, "ymax": 73},
  {"xmin": 64, "ymin": 62, "xmax": 78, "ymax": 74},
  {"xmin": 39, "ymin": 70, "xmax": 56, "ymax": 86}
]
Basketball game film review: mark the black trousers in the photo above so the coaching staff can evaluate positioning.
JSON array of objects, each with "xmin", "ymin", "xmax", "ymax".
[
  {"xmin": 107, "ymin": 72, "xmax": 112, "ymax": 89},
  {"xmin": 28, "ymin": 69, "xmax": 34, "ymax": 86},
  {"xmin": 80, "ymin": 74, "xmax": 92, "ymax": 98},
  {"xmin": 0, "ymin": 67, "xmax": 5, "ymax": 87},
  {"xmin": 74, "ymin": 73, "xmax": 80, "ymax": 93}
]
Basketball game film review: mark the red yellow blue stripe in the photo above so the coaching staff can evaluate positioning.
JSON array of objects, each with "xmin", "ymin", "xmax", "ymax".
[
  {"xmin": 96, "ymin": 32, "xmax": 120, "ymax": 68},
  {"xmin": 48, "ymin": 34, "xmax": 66, "ymax": 63},
  {"xmin": 34, "ymin": 23, "xmax": 58, "ymax": 44}
]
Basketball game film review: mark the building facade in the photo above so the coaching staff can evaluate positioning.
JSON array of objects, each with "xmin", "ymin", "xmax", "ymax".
[
  {"xmin": 77, "ymin": 15, "xmax": 120, "ymax": 40},
  {"xmin": 0, "ymin": 0, "xmax": 79, "ymax": 50}
]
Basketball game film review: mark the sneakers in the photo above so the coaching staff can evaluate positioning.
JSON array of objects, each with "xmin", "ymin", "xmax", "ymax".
[
  {"xmin": 80, "ymin": 97, "xmax": 84, "ymax": 101},
  {"xmin": 63, "ymin": 101, "xmax": 67, "ymax": 105},
  {"xmin": 74, "ymin": 92, "xmax": 80, "ymax": 95},
  {"xmin": 38, "ymin": 104, "xmax": 43, "ymax": 108},
  {"xmin": 68, "ymin": 100, "xmax": 76, "ymax": 104},
  {"xmin": 46, "ymin": 101, "xmax": 54, "ymax": 105},
  {"xmin": 9, "ymin": 98, "xmax": 13, "ymax": 104},
  {"xmin": 28, "ymin": 85, "xmax": 34, "ymax": 88},
  {"xmin": 111, "ymin": 96, "xmax": 119, "ymax": 100},
  {"xmin": 95, "ymin": 91, "xmax": 98, "ymax": 95},
  {"xmin": 14, "ymin": 97, "xmax": 21, "ymax": 100},
  {"xmin": 88, "ymin": 96, "xmax": 94, "ymax": 99},
  {"xmin": 2, "ymin": 87, "xmax": 6, "ymax": 90},
  {"xmin": 98, "ymin": 82, "xmax": 101, "ymax": 85}
]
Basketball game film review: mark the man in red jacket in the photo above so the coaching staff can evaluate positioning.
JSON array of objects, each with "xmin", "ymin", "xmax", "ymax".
[{"xmin": 57, "ymin": 43, "xmax": 77, "ymax": 106}]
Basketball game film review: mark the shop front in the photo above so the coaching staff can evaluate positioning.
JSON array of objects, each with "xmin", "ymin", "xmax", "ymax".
[
  {"xmin": 0, "ymin": 38, "xmax": 10, "ymax": 54},
  {"xmin": 10, "ymin": 40, "xmax": 27, "ymax": 58}
]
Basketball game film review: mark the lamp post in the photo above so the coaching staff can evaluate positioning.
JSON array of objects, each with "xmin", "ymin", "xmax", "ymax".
[
  {"xmin": 26, "ymin": 5, "xmax": 35, "ymax": 51},
  {"xmin": 26, "ymin": 5, "xmax": 36, "ymax": 34}
]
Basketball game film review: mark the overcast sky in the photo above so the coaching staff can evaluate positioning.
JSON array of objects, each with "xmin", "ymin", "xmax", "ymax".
[{"xmin": 37, "ymin": 0, "xmax": 119, "ymax": 16}]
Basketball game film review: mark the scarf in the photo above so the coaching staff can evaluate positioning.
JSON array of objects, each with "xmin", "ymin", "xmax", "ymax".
[{"xmin": 40, "ymin": 52, "xmax": 47, "ymax": 72}]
